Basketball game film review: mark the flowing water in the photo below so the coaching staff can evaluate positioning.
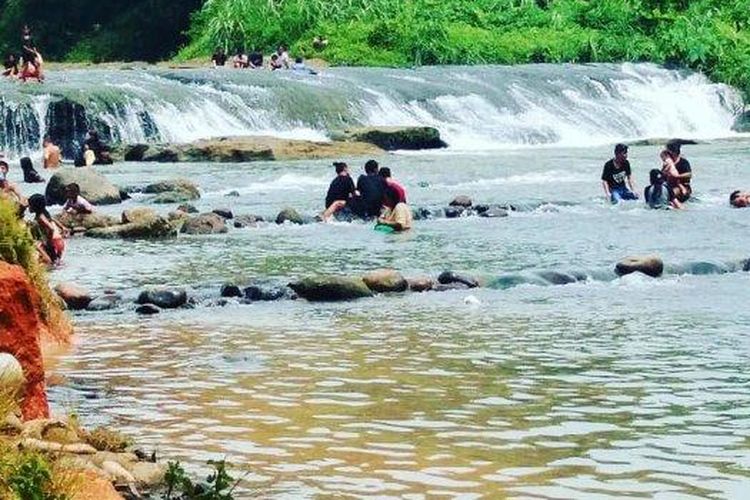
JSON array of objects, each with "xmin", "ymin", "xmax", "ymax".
[{"xmin": 4, "ymin": 64, "xmax": 750, "ymax": 498}]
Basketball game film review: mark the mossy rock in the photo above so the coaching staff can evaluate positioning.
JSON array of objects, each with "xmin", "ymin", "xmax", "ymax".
[
  {"xmin": 86, "ymin": 217, "xmax": 178, "ymax": 239},
  {"xmin": 289, "ymin": 276, "xmax": 373, "ymax": 302},
  {"xmin": 335, "ymin": 126, "xmax": 447, "ymax": 150}
]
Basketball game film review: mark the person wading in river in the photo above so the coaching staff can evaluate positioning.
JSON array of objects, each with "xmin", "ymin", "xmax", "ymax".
[
  {"xmin": 644, "ymin": 169, "xmax": 681, "ymax": 210},
  {"xmin": 661, "ymin": 140, "xmax": 693, "ymax": 202},
  {"xmin": 601, "ymin": 143, "xmax": 638, "ymax": 204},
  {"xmin": 322, "ymin": 162, "xmax": 356, "ymax": 221},
  {"xmin": 43, "ymin": 137, "xmax": 61, "ymax": 169}
]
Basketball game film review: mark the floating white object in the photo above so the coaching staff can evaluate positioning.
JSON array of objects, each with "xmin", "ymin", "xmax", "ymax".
[{"xmin": 464, "ymin": 295, "xmax": 481, "ymax": 306}]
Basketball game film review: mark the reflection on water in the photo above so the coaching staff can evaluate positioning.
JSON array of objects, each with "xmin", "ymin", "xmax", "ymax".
[{"xmin": 40, "ymin": 140, "xmax": 750, "ymax": 498}]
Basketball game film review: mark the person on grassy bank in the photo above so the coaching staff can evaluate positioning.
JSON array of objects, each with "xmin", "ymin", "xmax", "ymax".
[{"xmin": 601, "ymin": 143, "xmax": 638, "ymax": 204}]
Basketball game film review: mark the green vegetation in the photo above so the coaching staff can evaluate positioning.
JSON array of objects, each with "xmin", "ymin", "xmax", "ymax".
[
  {"xmin": 0, "ymin": 198, "xmax": 70, "ymax": 339},
  {"xmin": 163, "ymin": 460, "xmax": 238, "ymax": 500},
  {"xmin": 0, "ymin": 0, "xmax": 201, "ymax": 62},
  {"xmin": 180, "ymin": 0, "xmax": 750, "ymax": 95}
]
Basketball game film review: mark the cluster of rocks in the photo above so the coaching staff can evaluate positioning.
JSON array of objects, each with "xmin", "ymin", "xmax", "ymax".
[{"xmin": 1, "ymin": 415, "xmax": 165, "ymax": 496}]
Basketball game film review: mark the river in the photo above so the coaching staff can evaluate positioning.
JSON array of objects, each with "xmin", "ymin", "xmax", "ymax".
[{"xmin": 4, "ymin": 63, "xmax": 750, "ymax": 498}]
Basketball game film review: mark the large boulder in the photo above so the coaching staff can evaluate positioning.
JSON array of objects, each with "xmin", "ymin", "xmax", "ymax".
[
  {"xmin": 276, "ymin": 207, "xmax": 304, "ymax": 225},
  {"xmin": 362, "ymin": 269, "xmax": 408, "ymax": 293},
  {"xmin": 45, "ymin": 168, "xmax": 122, "ymax": 206},
  {"xmin": 136, "ymin": 288, "xmax": 187, "ymax": 309},
  {"xmin": 121, "ymin": 207, "xmax": 158, "ymax": 225},
  {"xmin": 86, "ymin": 217, "xmax": 177, "ymax": 239},
  {"xmin": 615, "ymin": 255, "xmax": 664, "ymax": 278},
  {"xmin": 243, "ymin": 284, "xmax": 291, "ymax": 301},
  {"xmin": 335, "ymin": 126, "xmax": 447, "ymax": 150},
  {"xmin": 289, "ymin": 276, "xmax": 373, "ymax": 302},
  {"xmin": 180, "ymin": 213, "xmax": 228, "ymax": 235},
  {"xmin": 407, "ymin": 276, "xmax": 435, "ymax": 292},
  {"xmin": 54, "ymin": 283, "xmax": 93, "ymax": 311}
]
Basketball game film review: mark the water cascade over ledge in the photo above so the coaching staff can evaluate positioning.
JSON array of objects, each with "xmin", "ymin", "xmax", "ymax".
[{"xmin": 0, "ymin": 63, "xmax": 743, "ymax": 158}]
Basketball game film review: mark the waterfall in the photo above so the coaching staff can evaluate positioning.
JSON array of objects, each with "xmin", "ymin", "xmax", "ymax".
[{"xmin": 0, "ymin": 63, "xmax": 742, "ymax": 159}]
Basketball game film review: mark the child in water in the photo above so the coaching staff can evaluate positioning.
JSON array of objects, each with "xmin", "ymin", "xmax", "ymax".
[
  {"xmin": 63, "ymin": 183, "xmax": 94, "ymax": 214},
  {"xmin": 28, "ymin": 194, "xmax": 67, "ymax": 265}
]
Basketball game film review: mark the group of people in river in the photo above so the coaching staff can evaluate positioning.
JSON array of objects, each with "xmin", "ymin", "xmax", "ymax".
[
  {"xmin": 601, "ymin": 140, "xmax": 692, "ymax": 209},
  {"xmin": 323, "ymin": 159, "xmax": 412, "ymax": 232},
  {"xmin": 211, "ymin": 44, "xmax": 317, "ymax": 74},
  {"xmin": 2, "ymin": 25, "xmax": 44, "ymax": 83}
]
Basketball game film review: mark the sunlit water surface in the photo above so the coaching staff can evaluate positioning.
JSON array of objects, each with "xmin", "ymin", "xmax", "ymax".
[{"xmin": 14, "ymin": 141, "xmax": 750, "ymax": 498}]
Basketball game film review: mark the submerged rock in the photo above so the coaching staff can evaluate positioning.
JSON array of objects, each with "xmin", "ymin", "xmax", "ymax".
[
  {"xmin": 234, "ymin": 214, "xmax": 262, "ymax": 228},
  {"xmin": 479, "ymin": 206, "xmax": 509, "ymax": 218},
  {"xmin": 86, "ymin": 217, "xmax": 177, "ymax": 239},
  {"xmin": 212, "ymin": 208, "xmax": 234, "ymax": 219},
  {"xmin": 54, "ymin": 283, "xmax": 93, "ymax": 311},
  {"xmin": 407, "ymin": 276, "xmax": 435, "ymax": 292},
  {"xmin": 46, "ymin": 168, "xmax": 123, "ymax": 206},
  {"xmin": 450, "ymin": 195, "xmax": 473, "ymax": 207},
  {"xmin": 220, "ymin": 284, "xmax": 243, "ymax": 298},
  {"xmin": 177, "ymin": 203, "xmax": 199, "ymax": 214},
  {"xmin": 289, "ymin": 276, "xmax": 373, "ymax": 302},
  {"xmin": 243, "ymin": 284, "xmax": 291, "ymax": 301},
  {"xmin": 536, "ymin": 271, "xmax": 578, "ymax": 285},
  {"xmin": 733, "ymin": 111, "xmax": 750, "ymax": 133},
  {"xmin": 362, "ymin": 269, "xmax": 408, "ymax": 293},
  {"xmin": 276, "ymin": 207, "xmax": 304, "ymax": 225},
  {"xmin": 181, "ymin": 213, "xmax": 228, "ymax": 235},
  {"xmin": 438, "ymin": 271, "xmax": 480, "ymax": 288},
  {"xmin": 615, "ymin": 255, "xmax": 664, "ymax": 278},
  {"xmin": 86, "ymin": 293, "xmax": 122, "ymax": 312},
  {"xmin": 135, "ymin": 304, "xmax": 160, "ymax": 315},
  {"xmin": 55, "ymin": 212, "xmax": 119, "ymax": 231},
  {"xmin": 136, "ymin": 288, "xmax": 187, "ymax": 309},
  {"xmin": 143, "ymin": 179, "xmax": 200, "ymax": 199}
]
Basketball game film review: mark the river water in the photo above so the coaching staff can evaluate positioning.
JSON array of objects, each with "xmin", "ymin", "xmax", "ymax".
[{"xmin": 4, "ymin": 64, "xmax": 750, "ymax": 498}]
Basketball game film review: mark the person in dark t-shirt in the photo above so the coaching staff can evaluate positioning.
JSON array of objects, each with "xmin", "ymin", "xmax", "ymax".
[
  {"xmin": 349, "ymin": 159, "xmax": 386, "ymax": 218},
  {"xmin": 322, "ymin": 162, "xmax": 356, "ymax": 221},
  {"xmin": 601, "ymin": 143, "xmax": 638, "ymax": 203},
  {"xmin": 249, "ymin": 50, "xmax": 263, "ymax": 69},
  {"xmin": 211, "ymin": 48, "xmax": 227, "ymax": 67},
  {"xmin": 661, "ymin": 140, "xmax": 692, "ymax": 202}
]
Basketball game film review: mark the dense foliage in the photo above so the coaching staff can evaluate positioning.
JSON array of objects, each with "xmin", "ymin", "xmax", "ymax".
[
  {"xmin": 0, "ymin": 0, "xmax": 202, "ymax": 62},
  {"xmin": 180, "ymin": 0, "xmax": 750, "ymax": 95}
]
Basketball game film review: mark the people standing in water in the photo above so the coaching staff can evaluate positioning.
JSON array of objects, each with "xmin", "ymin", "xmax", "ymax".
[
  {"xmin": 644, "ymin": 169, "xmax": 681, "ymax": 209},
  {"xmin": 379, "ymin": 167, "xmax": 407, "ymax": 206},
  {"xmin": 661, "ymin": 140, "xmax": 692, "ymax": 202},
  {"xmin": 43, "ymin": 137, "xmax": 61, "ymax": 169},
  {"xmin": 376, "ymin": 187, "xmax": 413, "ymax": 232},
  {"xmin": 20, "ymin": 157, "xmax": 43, "ymax": 183},
  {"xmin": 351, "ymin": 160, "xmax": 387, "ymax": 219},
  {"xmin": 322, "ymin": 162, "xmax": 356, "ymax": 221},
  {"xmin": 601, "ymin": 143, "xmax": 638, "ymax": 203},
  {"xmin": 0, "ymin": 160, "xmax": 28, "ymax": 215},
  {"xmin": 27, "ymin": 194, "xmax": 66, "ymax": 266}
]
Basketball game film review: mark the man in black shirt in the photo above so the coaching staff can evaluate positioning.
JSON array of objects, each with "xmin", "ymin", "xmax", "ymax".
[
  {"xmin": 662, "ymin": 140, "xmax": 692, "ymax": 202},
  {"xmin": 350, "ymin": 159, "xmax": 386, "ymax": 218},
  {"xmin": 322, "ymin": 162, "xmax": 356, "ymax": 220},
  {"xmin": 601, "ymin": 143, "xmax": 638, "ymax": 203}
]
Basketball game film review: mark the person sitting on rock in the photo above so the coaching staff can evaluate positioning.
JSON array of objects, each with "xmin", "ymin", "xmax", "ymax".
[
  {"xmin": 730, "ymin": 190, "xmax": 750, "ymax": 208},
  {"xmin": 211, "ymin": 47, "xmax": 227, "ymax": 67},
  {"xmin": 0, "ymin": 161, "xmax": 28, "ymax": 216},
  {"xmin": 249, "ymin": 49, "xmax": 263, "ymax": 69},
  {"xmin": 348, "ymin": 159, "xmax": 387, "ymax": 219},
  {"xmin": 644, "ymin": 169, "xmax": 681, "ymax": 210},
  {"xmin": 291, "ymin": 57, "xmax": 317, "ymax": 75},
  {"xmin": 232, "ymin": 48, "xmax": 248, "ymax": 69},
  {"xmin": 379, "ymin": 167, "xmax": 407, "ymax": 208},
  {"xmin": 276, "ymin": 45, "xmax": 291, "ymax": 69},
  {"xmin": 376, "ymin": 186, "xmax": 413, "ymax": 232},
  {"xmin": 322, "ymin": 162, "xmax": 356, "ymax": 221},
  {"xmin": 661, "ymin": 140, "xmax": 692, "ymax": 202},
  {"xmin": 2, "ymin": 53, "xmax": 19, "ymax": 77},
  {"xmin": 20, "ymin": 157, "xmax": 43, "ymax": 183},
  {"xmin": 269, "ymin": 54, "xmax": 283, "ymax": 71},
  {"xmin": 601, "ymin": 143, "xmax": 637, "ymax": 203},
  {"xmin": 63, "ymin": 183, "xmax": 94, "ymax": 215},
  {"xmin": 43, "ymin": 136, "xmax": 61, "ymax": 169},
  {"xmin": 28, "ymin": 194, "xmax": 66, "ymax": 266}
]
